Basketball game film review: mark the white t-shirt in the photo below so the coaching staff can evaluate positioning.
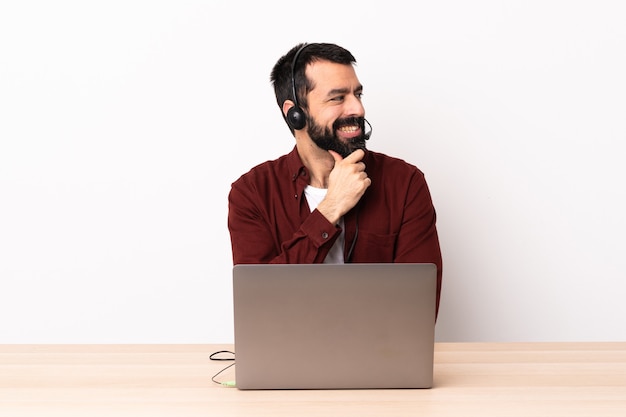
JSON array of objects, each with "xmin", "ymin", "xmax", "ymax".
[{"xmin": 304, "ymin": 185, "xmax": 345, "ymax": 264}]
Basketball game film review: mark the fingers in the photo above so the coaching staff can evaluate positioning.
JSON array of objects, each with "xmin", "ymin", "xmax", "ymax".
[
  {"xmin": 333, "ymin": 149, "xmax": 367, "ymax": 178},
  {"xmin": 329, "ymin": 149, "xmax": 366, "ymax": 176},
  {"xmin": 328, "ymin": 148, "xmax": 369, "ymax": 189},
  {"xmin": 343, "ymin": 149, "xmax": 365, "ymax": 163},
  {"xmin": 328, "ymin": 149, "xmax": 365, "ymax": 163}
]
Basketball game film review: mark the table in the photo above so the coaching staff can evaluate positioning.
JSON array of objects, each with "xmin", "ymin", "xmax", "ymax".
[{"xmin": 1, "ymin": 342, "xmax": 625, "ymax": 416}]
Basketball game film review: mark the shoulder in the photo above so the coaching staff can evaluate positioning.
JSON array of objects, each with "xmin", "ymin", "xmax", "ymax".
[
  {"xmin": 362, "ymin": 151, "xmax": 434, "ymax": 207},
  {"xmin": 365, "ymin": 150, "xmax": 425, "ymax": 178},
  {"xmin": 230, "ymin": 147, "xmax": 299, "ymax": 192}
]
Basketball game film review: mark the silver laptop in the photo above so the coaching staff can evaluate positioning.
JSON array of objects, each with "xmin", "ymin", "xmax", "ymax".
[{"xmin": 232, "ymin": 263, "xmax": 437, "ymax": 390}]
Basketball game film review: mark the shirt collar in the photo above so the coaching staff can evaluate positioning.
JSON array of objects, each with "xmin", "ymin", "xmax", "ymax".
[{"xmin": 286, "ymin": 145, "xmax": 308, "ymax": 183}]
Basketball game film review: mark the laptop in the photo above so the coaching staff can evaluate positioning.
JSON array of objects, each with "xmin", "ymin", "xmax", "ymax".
[{"xmin": 232, "ymin": 263, "xmax": 437, "ymax": 390}]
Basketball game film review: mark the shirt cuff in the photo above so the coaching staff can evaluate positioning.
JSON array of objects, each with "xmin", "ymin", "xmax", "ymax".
[{"xmin": 301, "ymin": 209, "xmax": 341, "ymax": 248}]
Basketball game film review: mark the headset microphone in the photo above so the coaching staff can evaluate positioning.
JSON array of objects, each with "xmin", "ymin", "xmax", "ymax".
[{"xmin": 363, "ymin": 118, "xmax": 372, "ymax": 140}]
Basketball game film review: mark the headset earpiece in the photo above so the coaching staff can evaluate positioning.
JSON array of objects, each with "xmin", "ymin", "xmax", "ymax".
[
  {"xmin": 287, "ymin": 105, "xmax": 306, "ymax": 130},
  {"xmin": 287, "ymin": 43, "xmax": 310, "ymax": 131}
]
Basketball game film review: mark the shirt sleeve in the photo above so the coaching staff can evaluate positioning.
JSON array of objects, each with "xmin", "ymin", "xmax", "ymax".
[
  {"xmin": 228, "ymin": 178, "xmax": 341, "ymax": 265},
  {"xmin": 394, "ymin": 169, "xmax": 443, "ymax": 315}
]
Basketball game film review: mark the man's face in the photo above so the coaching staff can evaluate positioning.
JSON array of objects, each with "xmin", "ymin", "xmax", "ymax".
[{"xmin": 303, "ymin": 61, "xmax": 368, "ymax": 158}]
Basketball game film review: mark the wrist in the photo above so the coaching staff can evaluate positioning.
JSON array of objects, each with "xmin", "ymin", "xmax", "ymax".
[{"xmin": 316, "ymin": 200, "xmax": 342, "ymax": 225}]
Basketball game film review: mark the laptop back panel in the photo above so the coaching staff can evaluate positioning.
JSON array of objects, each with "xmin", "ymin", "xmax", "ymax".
[{"xmin": 232, "ymin": 263, "xmax": 437, "ymax": 390}]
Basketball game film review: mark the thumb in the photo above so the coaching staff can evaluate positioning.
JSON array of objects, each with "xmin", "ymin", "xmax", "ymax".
[{"xmin": 328, "ymin": 150, "xmax": 344, "ymax": 163}]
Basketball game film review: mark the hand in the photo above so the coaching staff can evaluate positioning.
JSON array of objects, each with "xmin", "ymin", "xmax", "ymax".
[{"xmin": 316, "ymin": 149, "xmax": 371, "ymax": 224}]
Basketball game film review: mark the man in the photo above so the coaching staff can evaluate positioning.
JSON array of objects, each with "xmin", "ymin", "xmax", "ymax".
[{"xmin": 227, "ymin": 42, "xmax": 442, "ymax": 313}]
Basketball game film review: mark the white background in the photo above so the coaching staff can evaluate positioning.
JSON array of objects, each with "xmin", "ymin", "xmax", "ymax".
[{"xmin": 1, "ymin": 1, "xmax": 625, "ymax": 343}]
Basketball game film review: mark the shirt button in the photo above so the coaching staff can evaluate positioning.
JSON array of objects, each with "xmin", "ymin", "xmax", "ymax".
[{"xmin": 321, "ymin": 232, "xmax": 329, "ymax": 239}]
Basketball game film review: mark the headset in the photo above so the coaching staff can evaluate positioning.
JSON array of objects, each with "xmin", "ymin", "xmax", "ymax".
[{"xmin": 286, "ymin": 43, "xmax": 310, "ymax": 130}]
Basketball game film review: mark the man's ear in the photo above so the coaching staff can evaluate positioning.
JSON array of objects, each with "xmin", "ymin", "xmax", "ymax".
[{"xmin": 282, "ymin": 100, "xmax": 295, "ymax": 118}]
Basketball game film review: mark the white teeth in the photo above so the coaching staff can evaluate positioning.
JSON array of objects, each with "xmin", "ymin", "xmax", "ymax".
[{"xmin": 339, "ymin": 126, "xmax": 358, "ymax": 132}]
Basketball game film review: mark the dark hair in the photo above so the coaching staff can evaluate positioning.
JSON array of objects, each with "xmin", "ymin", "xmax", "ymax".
[{"xmin": 270, "ymin": 43, "xmax": 357, "ymax": 131}]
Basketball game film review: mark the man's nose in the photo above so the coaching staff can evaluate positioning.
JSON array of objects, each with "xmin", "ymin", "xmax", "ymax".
[{"xmin": 344, "ymin": 94, "xmax": 365, "ymax": 117}]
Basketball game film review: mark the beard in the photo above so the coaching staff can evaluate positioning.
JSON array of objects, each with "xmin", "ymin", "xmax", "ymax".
[{"xmin": 307, "ymin": 116, "xmax": 368, "ymax": 158}]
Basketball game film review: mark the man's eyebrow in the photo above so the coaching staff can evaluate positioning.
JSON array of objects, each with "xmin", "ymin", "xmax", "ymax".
[{"xmin": 326, "ymin": 85, "xmax": 364, "ymax": 97}]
